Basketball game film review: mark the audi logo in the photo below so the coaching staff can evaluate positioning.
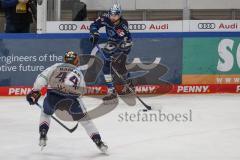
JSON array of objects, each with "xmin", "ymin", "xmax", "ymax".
[
  {"xmin": 198, "ymin": 23, "xmax": 216, "ymax": 29},
  {"xmin": 59, "ymin": 24, "xmax": 78, "ymax": 31},
  {"xmin": 129, "ymin": 24, "xmax": 147, "ymax": 31}
]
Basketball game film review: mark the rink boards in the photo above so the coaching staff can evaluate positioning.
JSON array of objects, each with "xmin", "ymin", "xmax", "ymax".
[
  {"xmin": 0, "ymin": 32, "xmax": 240, "ymax": 96},
  {"xmin": 0, "ymin": 84, "xmax": 240, "ymax": 96}
]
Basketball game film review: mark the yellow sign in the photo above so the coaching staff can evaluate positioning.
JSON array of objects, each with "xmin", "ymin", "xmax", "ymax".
[{"xmin": 16, "ymin": 3, "xmax": 27, "ymax": 13}]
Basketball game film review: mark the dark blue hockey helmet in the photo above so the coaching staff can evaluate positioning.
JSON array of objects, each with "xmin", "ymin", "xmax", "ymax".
[{"xmin": 109, "ymin": 4, "xmax": 122, "ymax": 16}]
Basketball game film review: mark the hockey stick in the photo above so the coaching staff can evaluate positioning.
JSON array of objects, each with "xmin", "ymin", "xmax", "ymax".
[
  {"xmin": 96, "ymin": 44, "xmax": 152, "ymax": 110},
  {"xmin": 36, "ymin": 103, "xmax": 79, "ymax": 133}
]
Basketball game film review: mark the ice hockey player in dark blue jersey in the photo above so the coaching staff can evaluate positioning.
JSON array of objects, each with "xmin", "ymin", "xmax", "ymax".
[{"xmin": 90, "ymin": 3, "xmax": 133, "ymax": 102}]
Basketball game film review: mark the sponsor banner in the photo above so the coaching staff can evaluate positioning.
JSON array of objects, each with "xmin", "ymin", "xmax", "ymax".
[
  {"xmin": 172, "ymin": 84, "xmax": 240, "ymax": 94},
  {"xmin": 0, "ymin": 85, "xmax": 166, "ymax": 96},
  {"xmin": 46, "ymin": 20, "xmax": 240, "ymax": 33},
  {"xmin": 46, "ymin": 21, "xmax": 183, "ymax": 33},
  {"xmin": 0, "ymin": 86, "xmax": 32, "ymax": 96},
  {"xmin": 183, "ymin": 38, "xmax": 240, "ymax": 84},
  {"xmin": 174, "ymin": 85, "xmax": 211, "ymax": 94},
  {"xmin": 0, "ymin": 37, "xmax": 182, "ymax": 87},
  {"xmin": 1, "ymin": 84, "xmax": 240, "ymax": 96},
  {"xmin": 47, "ymin": 21, "xmax": 93, "ymax": 33},
  {"xmin": 183, "ymin": 75, "xmax": 240, "ymax": 84},
  {"xmin": 0, "ymin": 86, "xmax": 107, "ymax": 96},
  {"xmin": 187, "ymin": 20, "xmax": 240, "ymax": 32}
]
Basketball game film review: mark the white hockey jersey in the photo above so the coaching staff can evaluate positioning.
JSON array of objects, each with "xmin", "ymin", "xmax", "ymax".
[{"xmin": 33, "ymin": 63, "xmax": 86, "ymax": 96}]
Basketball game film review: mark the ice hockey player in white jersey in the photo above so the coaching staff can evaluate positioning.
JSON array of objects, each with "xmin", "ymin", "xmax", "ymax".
[{"xmin": 26, "ymin": 51, "xmax": 108, "ymax": 153}]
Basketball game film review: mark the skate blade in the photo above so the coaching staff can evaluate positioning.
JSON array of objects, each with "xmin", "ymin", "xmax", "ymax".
[
  {"xmin": 40, "ymin": 145, "xmax": 45, "ymax": 151},
  {"xmin": 39, "ymin": 140, "xmax": 47, "ymax": 151},
  {"xmin": 99, "ymin": 146, "xmax": 108, "ymax": 155}
]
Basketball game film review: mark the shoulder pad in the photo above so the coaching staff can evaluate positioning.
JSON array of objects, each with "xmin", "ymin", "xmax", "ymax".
[{"xmin": 120, "ymin": 18, "xmax": 128, "ymax": 24}]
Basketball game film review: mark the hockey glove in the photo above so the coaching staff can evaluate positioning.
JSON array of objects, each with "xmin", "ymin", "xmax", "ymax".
[
  {"xmin": 90, "ymin": 32, "xmax": 100, "ymax": 46},
  {"xmin": 26, "ymin": 90, "xmax": 41, "ymax": 105},
  {"xmin": 119, "ymin": 40, "xmax": 133, "ymax": 52}
]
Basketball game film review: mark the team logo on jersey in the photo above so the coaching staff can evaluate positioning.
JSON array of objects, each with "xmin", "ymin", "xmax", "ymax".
[
  {"xmin": 107, "ymin": 30, "xmax": 116, "ymax": 37},
  {"xmin": 116, "ymin": 29, "xmax": 125, "ymax": 37},
  {"xmin": 122, "ymin": 24, "xmax": 129, "ymax": 32}
]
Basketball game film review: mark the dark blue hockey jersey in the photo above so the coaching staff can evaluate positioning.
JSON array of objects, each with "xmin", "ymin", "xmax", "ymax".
[{"xmin": 90, "ymin": 14, "xmax": 132, "ymax": 43}]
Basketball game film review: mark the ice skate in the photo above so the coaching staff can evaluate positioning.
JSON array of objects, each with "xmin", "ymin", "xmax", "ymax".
[
  {"xmin": 94, "ymin": 139, "xmax": 108, "ymax": 154},
  {"xmin": 103, "ymin": 89, "xmax": 118, "ymax": 104},
  {"xmin": 39, "ymin": 129, "xmax": 47, "ymax": 151}
]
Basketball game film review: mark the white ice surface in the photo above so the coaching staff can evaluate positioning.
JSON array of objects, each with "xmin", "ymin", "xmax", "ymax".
[{"xmin": 0, "ymin": 94, "xmax": 240, "ymax": 160}]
